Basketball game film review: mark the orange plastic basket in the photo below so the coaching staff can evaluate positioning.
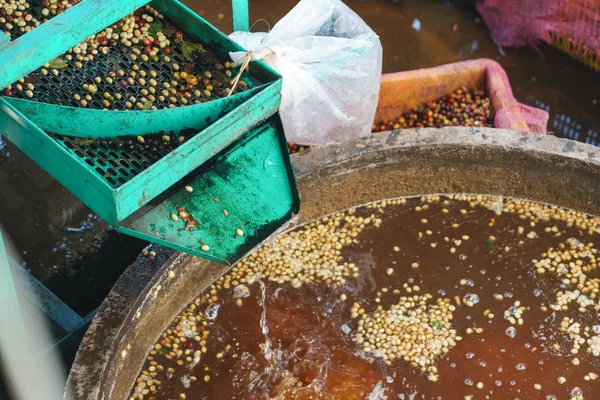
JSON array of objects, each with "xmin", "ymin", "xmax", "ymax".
[{"xmin": 375, "ymin": 59, "xmax": 548, "ymax": 133}]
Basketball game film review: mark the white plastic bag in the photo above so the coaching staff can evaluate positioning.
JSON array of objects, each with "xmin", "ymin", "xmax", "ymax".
[{"xmin": 229, "ymin": 0, "xmax": 382, "ymax": 146}]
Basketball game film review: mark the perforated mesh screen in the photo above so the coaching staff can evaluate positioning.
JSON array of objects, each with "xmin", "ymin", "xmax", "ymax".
[
  {"xmin": 54, "ymin": 133, "xmax": 191, "ymax": 188},
  {"xmin": 5, "ymin": 4, "xmax": 247, "ymax": 110}
]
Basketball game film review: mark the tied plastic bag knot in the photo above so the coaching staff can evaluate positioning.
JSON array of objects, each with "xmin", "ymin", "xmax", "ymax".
[
  {"xmin": 229, "ymin": 0, "xmax": 382, "ymax": 146},
  {"xmin": 253, "ymin": 46, "xmax": 276, "ymax": 61}
]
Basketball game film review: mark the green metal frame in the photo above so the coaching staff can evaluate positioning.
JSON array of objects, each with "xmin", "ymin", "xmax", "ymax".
[
  {"xmin": 3, "ymin": 0, "xmax": 273, "ymax": 138},
  {"xmin": 0, "ymin": 81, "xmax": 283, "ymax": 226},
  {"xmin": 0, "ymin": 0, "xmax": 300, "ymax": 265},
  {"xmin": 0, "ymin": 0, "xmax": 278, "ymax": 138}
]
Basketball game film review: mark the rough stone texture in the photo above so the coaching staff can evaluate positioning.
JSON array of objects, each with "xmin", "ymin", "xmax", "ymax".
[{"xmin": 66, "ymin": 127, "xmax": 600, "ymax": 400}]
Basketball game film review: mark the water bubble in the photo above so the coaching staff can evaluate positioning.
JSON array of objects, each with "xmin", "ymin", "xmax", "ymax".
[
  {"xmin": 233, "ymin": 284, "xmax": 250, "ymax": 299},
  {"xmin": 459, "ymin": 254, "xmax": 468, "ymax": 261},
  {"xmin": 496, "ymin": 380, "xmax": 502, "ymax": 386},
  {"xmin": 480, "ymin": 269, "xmax": 487, "ymax": 275},
  {"xmin": 571, "ymin": 387, "xmax": 583, "ymax": 397},
  {"xmin": 341, "ymin": 324, "xmax": 351, "ymax": 334},
  {"xmin": 510, "ymin": 381, "xmax": 516, "ymax": 386},
  {"xmin": 450, "ymin": 363, "xmax": 457, "ymax": 368},
  {"xmin": 546, "ymin": 396, "xmax": 557, "ymax": 400},
  {"xmin": 515, "ymin": 363, "xmax": 526, "ymax": 371},
  {"xmin": 504, "ymin": 291, "xmax": 514, "ymax": 298},
  {"xmin": 204, "ymin": 304, "xmax": 220, "ymax": 320},
  {"xmin": 463, "ymin": 293, "xmax": 480, "ymax": 305},
  {"xmin": 506, "ymin": 327, "xmax": 517, "ymax": 338},
  {"xmin": 533, "ymin": 288, "xmax": 543, "ymax": 297},
  {"xmin": 386, "ymin": 376, "xmax": 394, "ymax": 383},
  {"xmin": 180, "ymin": 320, "xmax": 195, "ymax": 338},
  {"xmin": 465, "ymin": 378, "xmax": 474, "ymax": 386},
  {"xmin": 466, "ymin": 352, "xmax": 475, "ymax": 359},
  {"xmin": 593, "ymin": 325, "xmax": 600, "ymax": 335},
  {"xmin": 496, "ymin": 275, "xmax": 502, "ymax": 281},
  {"xmin": 462, "ymin": 279, "xmax": 475, "ymax": 287},
  {"xmin": 479, "ymin": 360, "xmax": 487, "ymax": 367},
  {"xmin": 525, "ymin": 343, "xmax": 531, "ymax": 349},
  {"xmin": 181, "ymin": 376, "xmax": 191, "ymax": 389},
  {"xmin": 438, "ymin": 289, "xmax": 447, "ymax": 296}
]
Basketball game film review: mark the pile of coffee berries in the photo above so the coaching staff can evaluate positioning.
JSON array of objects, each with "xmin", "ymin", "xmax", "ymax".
[
  {"xmin": 372, "ymin": 86, "xmax": 494, "ymax": 132},
  {"xmin": 0, "ymin": 0, "xmax": 79, "ymax": 40},
  {"xmin": 288, "ymin": 142, "xmax": 312, "ymax": 154},
  {"xmin": 3, "ymin": 4, "xmax": 248, "ymax": 110}
]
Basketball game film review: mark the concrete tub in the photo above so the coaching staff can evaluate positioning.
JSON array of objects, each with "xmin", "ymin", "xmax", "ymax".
[{"xmin": 66, "ymin": 128, "xmax": 600, "ymax": 399}]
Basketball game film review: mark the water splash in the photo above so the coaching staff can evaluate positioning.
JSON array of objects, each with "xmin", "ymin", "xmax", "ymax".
[
  {"xmin": 258, "ymin": 276, "xmax": 272, "ymax": 361},
  {"xmin": 367, "ymin": 380, "xmax": 388, "ymax": 400}
]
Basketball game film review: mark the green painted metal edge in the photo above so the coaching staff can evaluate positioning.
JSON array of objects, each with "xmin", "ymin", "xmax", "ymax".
[
  {"xmin": 5, "ymin": 84, "xmax": 263, "ymax": 138},
  {"xmin": 121, "ymin": 115, "xmax": 300, "ymax": 264},
  {"xmin": 232, "ymin": 0, "xmax": 250, "ymax": 32},
  {"xmin": 0, "ymin": 98, "xmax": 118, "ymax": 224},
  {"xmin": 0, "ymin": 0, "xmax": 152, "ymax": 90},
  {"xmin": 114, "ymin": 79, "xmax": 282, "ymax": 221}
]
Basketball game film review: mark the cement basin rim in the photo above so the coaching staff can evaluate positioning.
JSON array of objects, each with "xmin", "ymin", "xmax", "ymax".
[
  {"xmin": 292, "ymin": 127, "xmax": 600, "ymax": 177},
  {"xmin": 66, "ymin": 127, "xmax": 600, "ymax": 400}
]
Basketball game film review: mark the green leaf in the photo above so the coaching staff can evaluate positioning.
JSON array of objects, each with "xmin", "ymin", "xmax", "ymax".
[
  {"xmin": 142, "ymin": 101, "xmax": 152, "ymax": 110},
  {"xmin": 147, "ymin": 21, "xmax": 163, "ymax": 38},
  {"xmin": 485, "ymin": 237, "xmax": 495, "ymax": 248},
  {"xmin": 48, "ymin": 59, "xmax": 68, "ymax": 69},
  {"xmin": 162, "ymin": 25, "xmax": 177, "ymax": 36},
  {"xmin": 155, "ymin": 347, "xmax": 168, "ymax": 356},
  {"xmin": 181, "ymin": 40, "xmax": 207, "ymax": 61},
  {"xmin": 430, "ymin": 320, "xmax": 444, "ymax": 329},
  {"xmin": 76, "ymin": 139, "xmax": 96, "ymax": 146}
]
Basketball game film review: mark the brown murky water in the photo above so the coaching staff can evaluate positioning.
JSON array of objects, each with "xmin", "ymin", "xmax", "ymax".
[{"xmin": 129, "ymin": 195, "xmax": 600, "ymax": 400}]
